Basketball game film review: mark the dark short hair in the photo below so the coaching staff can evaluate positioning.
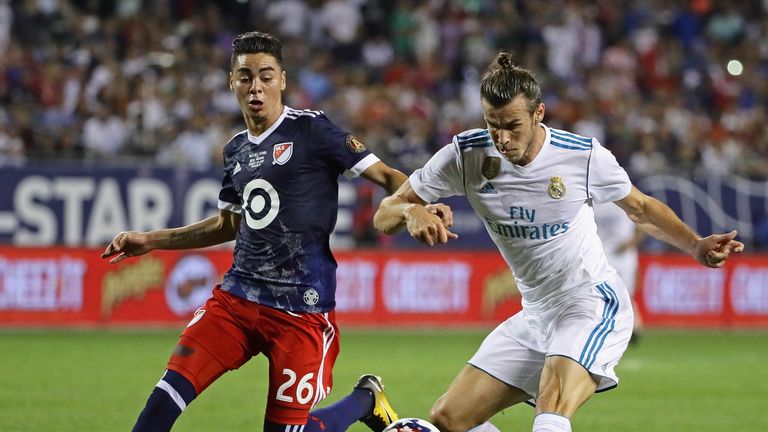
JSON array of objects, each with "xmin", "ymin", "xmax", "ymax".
[
  {"xmin": 231, "ymin": 31, "xmax": 283, "ymax": 69},
  {"xmin": 480, "ymin": 52, "xmax": 541, "ymax": 112}
]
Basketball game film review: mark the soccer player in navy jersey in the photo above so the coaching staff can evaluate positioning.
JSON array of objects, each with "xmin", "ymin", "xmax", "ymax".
[{"xmin": 102, "ymin": 31, "xmax": 434, "ymax": 432}]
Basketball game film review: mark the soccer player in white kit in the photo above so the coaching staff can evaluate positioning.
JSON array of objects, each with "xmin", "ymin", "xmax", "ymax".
[{"xmin": 373, "ymin": 53, "xmax": 744, "ymax": 432}]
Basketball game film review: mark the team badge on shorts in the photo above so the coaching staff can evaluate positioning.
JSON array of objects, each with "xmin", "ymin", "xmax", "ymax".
[
  {"xmin": 548, "ymin": 176, "xmax": 566, "ymax": 199},
  {"xmin": 273, "ymin": 142, "xmax": 293, "ymax": 165},
  {"xmin": 345, "ymin": 135, "xmax": 366, "ymax": 153},
  {"xmin": 482, "ymin": 157, "xmax": 501, "ymax": 179},
  {"xmin": 303, "ymin": 289, "xmax": 319, "ymax": 306}
]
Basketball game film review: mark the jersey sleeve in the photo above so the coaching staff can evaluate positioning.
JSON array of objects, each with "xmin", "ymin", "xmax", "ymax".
[
  {"xmin": 409, "ymin": 141, "xmax": 465, "ymax": 203},
  {"xmin": 218, "ymin": 148, "xmax": 242, "ymax": 214},
  {"xmin": 311, "ymin": 113, "xmax": 380, "ymax": 178},
  {"xmin": 588, "ymin": 139, "xmax": 632, "ymax": 203}
]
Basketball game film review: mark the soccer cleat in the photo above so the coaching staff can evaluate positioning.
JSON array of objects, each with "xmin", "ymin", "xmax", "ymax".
[{"xmin": 355, "ymin": 374, "xmax": 399, "ymax": 431}]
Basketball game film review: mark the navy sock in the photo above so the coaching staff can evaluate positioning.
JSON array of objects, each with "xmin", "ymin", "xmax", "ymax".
[
  {"xmin": 132, "ymin": 370, "xmax": 197, "ymax": 432},
  {"xmin": 263, "ymin": 388, "xmax": 373, "ymax": 432}
]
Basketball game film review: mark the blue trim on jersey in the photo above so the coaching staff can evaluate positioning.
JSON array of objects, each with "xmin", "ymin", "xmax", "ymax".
[
  {"xmin": 459, "ymin": 141, "xmax": 493, "ymax": 149},
  {"xmin": 458, "ymin": 133, "xmax": 493, "ymax": 148},
  {"xmin": 550, "ymin": 129, "xmax": 593, "ymax": 145},
  {"xmin": 461, "ymin": 134, "xmax": 491, "ymax": 143},
  {"xmin": 550, "ymin": 140, "xmax": 592, "ymax": 151},
  {"xmin": 579, "ymin": 282, "xmax": 619, "ymax": 369},
  {"xmin": 457, "ymin": 130, "xmax": 489, "ymax": 140},
  {"xmin": 457, "ymin": 130, "xmax": 493, "ymax": 149}
]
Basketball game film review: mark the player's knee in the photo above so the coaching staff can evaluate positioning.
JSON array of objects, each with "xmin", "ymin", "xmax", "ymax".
[{"xmin": 430, "ymin": 398, "xmax": 476, "ymax": 432}]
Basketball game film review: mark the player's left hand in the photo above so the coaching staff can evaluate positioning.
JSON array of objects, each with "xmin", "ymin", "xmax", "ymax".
[
  {"xmin": 425, "ymin": 203, "xmax": 453, "ymax": 229},
  {"xmin": 694, "ymin": 230, "xmax": 744, "ymax": 268}
]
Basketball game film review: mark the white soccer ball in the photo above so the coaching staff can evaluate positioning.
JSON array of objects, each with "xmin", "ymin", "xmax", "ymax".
[{"xmin": 383, "ymin": 417, "xmax": 440, "ymax": 432}]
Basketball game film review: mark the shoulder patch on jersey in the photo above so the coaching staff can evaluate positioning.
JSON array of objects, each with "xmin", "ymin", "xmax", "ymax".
[
  {"xmin": 481, "ymin": 156, "xmax": 501, "ymax": 179},
  {"xmin": 548, "ymin": 176, "xmax": 567, "ymax": 199},
  {"xmin": 456, "ymin": 129, "xmax": 493, "ymax": 150},
  {"xmin": 345, "ymin": 135, "xmax": 366, "ymax": 153},
  {"xmin": 273, "ymin": 142, "xmax": 293, "ymax": 165}
]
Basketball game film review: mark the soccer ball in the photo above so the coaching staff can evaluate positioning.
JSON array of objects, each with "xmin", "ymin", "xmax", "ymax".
[{"xmin": 383, "ymin": 417, "xmax": 440, "ymax": 432}]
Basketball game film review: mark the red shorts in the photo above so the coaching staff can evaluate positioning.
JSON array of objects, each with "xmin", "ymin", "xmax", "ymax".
[{"xmin": 166, "ymin": 287, "xmax": 340, "ymax": 425}]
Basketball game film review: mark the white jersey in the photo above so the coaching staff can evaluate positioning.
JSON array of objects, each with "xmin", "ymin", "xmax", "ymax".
[
  {"xmin": 594, "ymin": 202, "xmax": 639, "ymax": 294},
  {"xmin": 410, "ymin": 125, "xmax": 632, "ymax": 314}
]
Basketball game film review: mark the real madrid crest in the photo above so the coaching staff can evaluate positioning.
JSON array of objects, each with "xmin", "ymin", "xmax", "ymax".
[
  {"xmin": 548, "ymin": 176, "xmax": 566, "ymax": 199},
  {"xmin": 482, "ymin": 157, "xmax": 501, "ymax": 179}
]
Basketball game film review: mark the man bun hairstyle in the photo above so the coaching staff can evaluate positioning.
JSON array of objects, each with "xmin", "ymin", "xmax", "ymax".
[
  {"xmin": 231, "ymin": 31, "xmax": 283, "ymax": 69},
  {"xmin": 480, "ymin": 52, "xmax": 541, "ymax": 112}
]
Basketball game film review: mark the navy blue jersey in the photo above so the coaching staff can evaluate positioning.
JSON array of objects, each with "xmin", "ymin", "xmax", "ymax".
[{"xmin": 217, "ymin": 107, "xmax": 379, "ymax": 313}]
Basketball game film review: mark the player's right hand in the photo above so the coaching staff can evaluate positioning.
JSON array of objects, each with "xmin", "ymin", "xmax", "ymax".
[
  {"xmin": 694, "ymin": 230, "xmax": 744, "ymax": 268},
  {"xmin": 405, "ymin": 205, "xmax": 459, "ymax": 247},
  {"xmin": 101, "ymin": 231, "xmax": 152, "ymax": 264}
]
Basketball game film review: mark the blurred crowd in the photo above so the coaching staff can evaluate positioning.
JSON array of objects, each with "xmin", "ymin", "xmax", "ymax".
[{"xmin": 1, "ymin": 0, "xmax": 768, "ymax": 179}]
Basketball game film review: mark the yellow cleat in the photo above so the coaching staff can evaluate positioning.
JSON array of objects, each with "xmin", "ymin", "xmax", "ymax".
[{"xmin": 355, "ymin": 374, "xmax": 399, "ymax": 431}]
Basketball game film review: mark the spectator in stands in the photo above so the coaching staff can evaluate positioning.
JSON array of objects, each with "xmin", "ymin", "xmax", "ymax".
[
  {"xmin": 0, "ymin": 0, "xmax": 766, "ymax": 185},
  {"xmin": 82, "ymin": 105, "xmax": 129, "ymax": 159}
]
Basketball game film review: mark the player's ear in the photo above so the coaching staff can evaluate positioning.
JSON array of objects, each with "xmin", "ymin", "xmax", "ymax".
[
  {"xmin": 280, "ymin": 70, "xmax": 286, "ymax": 91},
  {"xmin": 229, "ymin": 72, "xmax": 234, "ymax": 91},
  {"xmin": 535, "ymin": 103, "xmax": 545, "ymax": 122}
]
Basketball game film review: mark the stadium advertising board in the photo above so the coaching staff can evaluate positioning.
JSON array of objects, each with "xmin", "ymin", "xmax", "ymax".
[
  {"xmin": 0, "ymin": 247, "xmax": 520, "ymax": 327},
  {"xmin": 0, "ymin": 247, "xmax": 765, "ymax": 328},
  {"xmin": 637, "ymin": 254, "xmax": 768, "ymax": 327}
]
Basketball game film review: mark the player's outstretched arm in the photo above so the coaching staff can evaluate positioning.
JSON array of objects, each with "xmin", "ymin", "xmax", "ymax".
[
  {"xmin": 360, "ymin": 161, "xmax": 409, "ymax": 195},
  {"xmin": 615, "ymin": 186, "xmax": 744, "ymax": 268},
  {"xmin": 101, "ymin": 210, "xmax": 241, "ymax": 264},
  {"xmin": 374, "ymin": 181, "xmax": 458, "ymax": 247}
]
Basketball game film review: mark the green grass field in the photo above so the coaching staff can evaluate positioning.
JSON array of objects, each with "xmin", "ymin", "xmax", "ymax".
[{"xmin": 1, "ymin": 329, "xmax": 766, "ymax": 431}]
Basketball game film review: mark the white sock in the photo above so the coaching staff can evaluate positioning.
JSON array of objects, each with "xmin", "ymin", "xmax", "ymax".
[
  {"xmin": 532, "ymin": 413, "xmax": 571, "ymax": 432},
  {"xmin": 468, "ymin": 421, "xmax": 502, "ymax": 432}
]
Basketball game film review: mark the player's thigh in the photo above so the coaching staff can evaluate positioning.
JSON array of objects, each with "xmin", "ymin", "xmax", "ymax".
[
  {"xmin": 432, "ymin": 364, "xmax": 530, "ymax": 425},
  {"xmin": 167, "ymin": 289, "xmax": 251, "ymax": 394},
  {"xmin": 537, "ymin": 355, "xmax": 598, "ymax": 416},
  {"xmin": 548, "ymin": 279, "xmax": 633, "ymax": 393},
  {"xmin": 468, "ymin": 313, "xmax": 546, "ymax": 398},
  {"xmin": 263, "ymin": 310, "xmax": 340, "ymax": 425}
]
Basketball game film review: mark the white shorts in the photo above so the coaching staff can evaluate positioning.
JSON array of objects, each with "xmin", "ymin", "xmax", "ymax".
[{"xmin": 468, "ymin": 275, "xmax": 633, "ymax": 401}]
